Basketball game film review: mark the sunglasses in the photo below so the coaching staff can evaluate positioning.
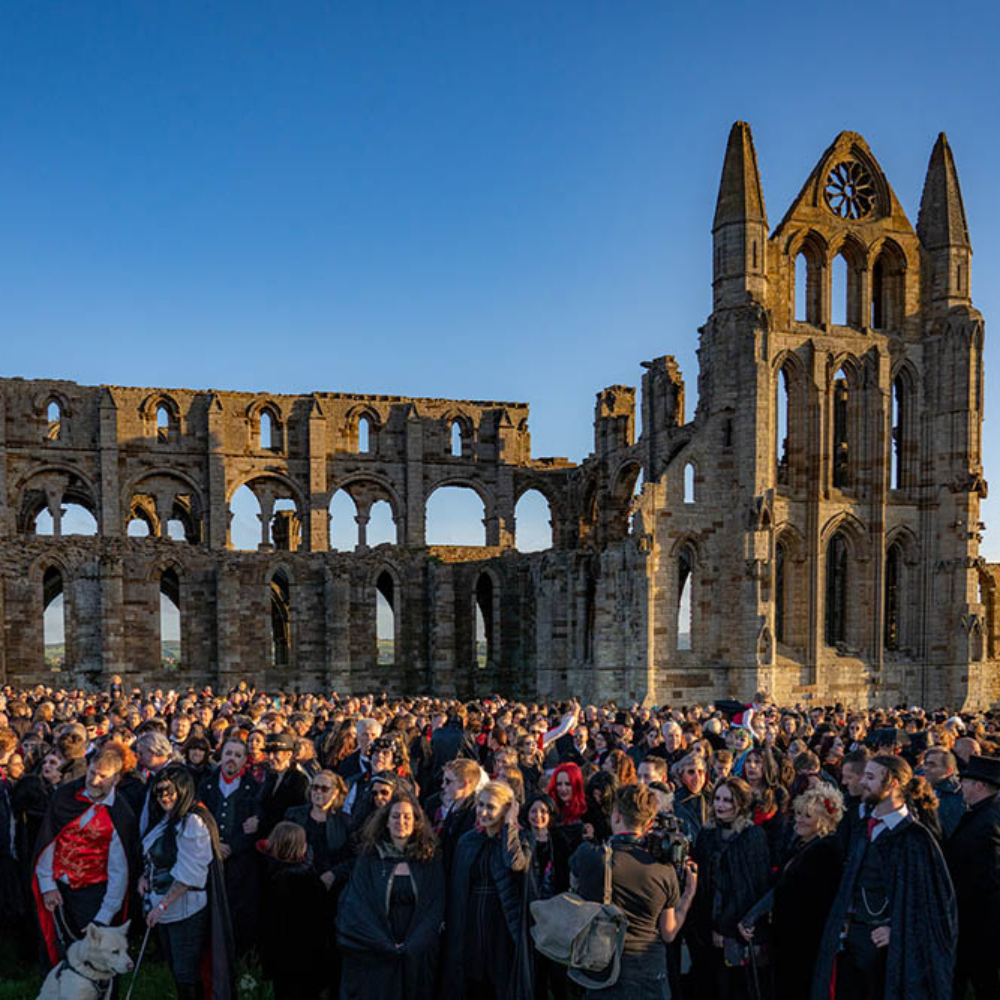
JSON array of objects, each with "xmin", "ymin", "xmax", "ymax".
[{"xmin": 312, "ymin": 784, "xmax": 335, "ymax": 793}]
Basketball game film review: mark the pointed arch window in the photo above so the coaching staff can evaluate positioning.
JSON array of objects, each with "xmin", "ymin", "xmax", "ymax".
[
  {"xmin": 683, "ymin": 463, "xmax": 695, "ymax": 503},
  {"xmin": 45, "ymin": 401, "xmax": 62, "ymax": 442},
  {"xmin": 376, "ymin": 571, "xmax": 395, "ymax": 665},
  {"xmin": 776, "ymin": 366, "xmax": 791, "ymax": 486},
  {"xmin": 450, "ymin": 421, "xmax": 463, "ymax": 457},
  {"xmin": 269, "ymin": 571, "xmax": 291, "ymax": 667},
  {"xmin": 832, "ymin": 370, "xmax": 850, "ymax": 489},
  {"xmin": 825, "ymin": 533, "xmax": 848, "ymax": 646},
  {"xmin": 475, "ymin": 573, "xmax": 495, "ymax": 670},
  {"xmin": 677, "ymin": 548, "xmax": 693, "ymax": 650},
  {"xmin": 583, "ymin": 574, "xmax": 596, "ymax": 661},
  {"xmin": 774, "ymin": 541, "xmax": 787, "ymax": 644},
  {"xmin": 884, "ymin": 543, "xmax": 901, "ymax": 650},
  {"xmin": 357, "ymin": 415, "xmax": 371, "ymax": 454},
  {"xmin": 794, "ymin": 235, "xmax": 824, "ymax": 324},
  {"xmin": 872, "ymin": 244, "xmax": 906, "ymax": 330},
  {"xmin": 160, "ymin": 569, "xmax": 181, "ymax": 670},
  {"xmin": 43, "ymin": 566, "xmax": 66, "ymax": 670}
]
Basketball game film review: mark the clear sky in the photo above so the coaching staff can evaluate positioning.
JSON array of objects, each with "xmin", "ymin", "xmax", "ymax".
[{"xmin": 5, "ymin": 3, "xmax": 1000, "ymax": 555}]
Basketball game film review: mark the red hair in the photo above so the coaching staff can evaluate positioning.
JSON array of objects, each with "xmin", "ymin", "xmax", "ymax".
[{"xmin": 547, "ymin": 762, "xmax": 587, "ymax": 823}]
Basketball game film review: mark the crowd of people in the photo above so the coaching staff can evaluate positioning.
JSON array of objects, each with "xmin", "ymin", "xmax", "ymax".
[{"xmin": 0, "ymin": 678, "xmax": 998, "ymax": 1000}]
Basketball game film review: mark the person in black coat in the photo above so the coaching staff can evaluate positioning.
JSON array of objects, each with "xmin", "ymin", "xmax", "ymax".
[
  {"xmin": 944, "ymin": 755, "xmax": 1000, "ymax": 999},
  {"xmin": 430, "ymin": 712, "xmax": 478, "ymax": 787},
  {"xmin": 739, "ymin": 786, "xmax": 845, "ymax": 1000},
  {"xmin": 259, "ymin": 822, "xmax": 329, "ymax": 1000},
  {"xmin": 689, "ymin": 776, "xmax": 772, "ymax": 1000},
  {"xmin": 199, "ymin": 738, "xmax": 263, "ymax": 954},
  {"xmin": 337, "ymin": 793, "xmax": 445, "ymax": 1000},
  {"xmin": 259, "ymin": 732, "xmax": 309, "ymax": 836},
  {"xmin": 284, "ymin": 770, "xmax": 353, "ymax": 890},
  {"xmin": 443, "ymin": 780, "xmax": 531, "ymax": 1000},
  {"xmin": 424, "ymin": 757, "xmax": 480, "ymax": 873}
]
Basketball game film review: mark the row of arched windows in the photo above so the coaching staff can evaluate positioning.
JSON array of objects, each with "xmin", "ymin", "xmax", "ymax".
[
  {"xmin": 672, "ymin": 534, "xmax": 911, "ymax": 655},
  {"xmin": 794, "ymin": 237, "xmax": 906, "ymax": 329},
  {"xmin": 774, "ymin": 362, "xmax": 917, "ymax": 492}
]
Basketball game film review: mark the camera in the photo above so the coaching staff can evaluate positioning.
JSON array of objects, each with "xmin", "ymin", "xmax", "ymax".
[{"xmin": 645, "ymin": 811, "xmax": 691, "ymax": 885}]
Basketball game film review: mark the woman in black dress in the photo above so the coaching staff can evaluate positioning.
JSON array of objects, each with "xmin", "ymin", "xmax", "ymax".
[
  {"xmin": 336, "ymin": 793, "xmax": 445, "ymax": 1000},
  {"xmin": 690, "ymin": 776, "xmax": 772, "ymax": 1000},
  {"xmin": 444, "ymin": 779, "xmax": 531, "ymax": 1000},
  {"xmin": 284, "ymin": 770, "xmax": 353, "ymax": 891},
  {"xmin": 738, "ymin": 786, "xmax": 845, "ymax": 1000}
]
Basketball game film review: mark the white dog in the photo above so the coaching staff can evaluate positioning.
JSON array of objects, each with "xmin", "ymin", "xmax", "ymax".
[{"xmin": 37, "ymin": 921, "xmax": 134, "ymax": 1000}]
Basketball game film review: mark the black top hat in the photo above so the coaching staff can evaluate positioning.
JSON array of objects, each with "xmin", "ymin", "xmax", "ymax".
[{"xmin": 962, "ymin": 755, "xmax": 1000, "ymax": 789}]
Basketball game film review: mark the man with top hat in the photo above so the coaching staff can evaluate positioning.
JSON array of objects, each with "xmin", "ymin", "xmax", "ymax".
[
  {"xmin": 32, "ymin": 742, "xmax": 137, "ymax": 968},
  {"xmin": 944, "ymin": 755, "xmax": 1000, "ymax": 1000}
]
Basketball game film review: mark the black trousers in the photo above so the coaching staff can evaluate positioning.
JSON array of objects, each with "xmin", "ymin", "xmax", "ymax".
[
  {"xmin": 835, "ymin": 924, "xmax": 886, "ymax": 1000},
  {"xmin": 157, "ymin": 907, "xmax": 209, "ymax": 986}
]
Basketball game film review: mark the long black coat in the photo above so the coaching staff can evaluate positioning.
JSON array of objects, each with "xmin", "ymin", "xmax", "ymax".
[
  {"xmin": 443, "ymin": 823, "xmax": 532, "ymax": 1000},
  {"xmin": 336, "ymin": 849, "xmax": 445, "ymax": 1000},
  {"xmin": 810, "ymin": 815, "xmax": 957, "ymax": 1000},
  {"xmin": 944, "ymin": 792, "xmax": 1000, "ymax": 960},
  {"xmin": 742, "ymin": 834, "xmax": 843, "ymax": 1000},
  {"xmin": 259, "ymin": 766, "xmax": 309, "ymax": 836},
  {"xmin": 284, "ymin": 804, "xmax": 354, "ymax": 886}
]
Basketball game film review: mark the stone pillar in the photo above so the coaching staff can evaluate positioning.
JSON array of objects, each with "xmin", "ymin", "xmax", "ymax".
[
  {"xmin": 255, "ymin": 487, "xmax": 276, "ymax": 550},
  {"xmin": 0, "ymin": 388, "xmax": 8, "ymax": 539},
  {"xmin": 215, "ymin": 564, "xmax": 242, "ymax": 681},
  {"xmin": 99, "ymin": 552, "xmax": 125, "ymax": 680},
  {"xmin": 307, "ymin": 396, "xmax": 328, "ymax": 552},
  {"xmin": 324, "ymin": 563, "xmax": 352, "ymax": 691},
  {"xmin": 495, "ymin": 467, "xmax": 516, "ymax": 548},
  {"xmin": 429, "ymin": 562, "xmax": 457, "ymax": 696},
  {"xmin": 98, "ymin": 389, "xmax": 121, "ymax": 537},
  {"xmin": 404, "ymin": 407, "xmax": 425, "ymax": 545},
  {"xmin": 355, "ymin": 499, "xmax": 371, "ymax": 551},
  {"xmin": 46, "ymin": 489, "xmax": 63, "ymax": 538},
  {"xmin": 206, "ymin": 394, "xmax": 228, "ymax": 549}
]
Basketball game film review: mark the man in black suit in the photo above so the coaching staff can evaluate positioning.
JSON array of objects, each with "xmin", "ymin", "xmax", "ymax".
[
  {"xmin": 259, "ymin": 731, "xmax": 309, "ymax": 836},
  {"xmin": 945, "ymin": 755, "xmax": 1000, "ymax": 1000},
  {"xmin": 425, "ymin": 757, "xmax": 480, "ymax": 873}
]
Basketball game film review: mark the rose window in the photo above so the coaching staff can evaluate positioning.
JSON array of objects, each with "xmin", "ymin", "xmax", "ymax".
[{"xmin": 823, "ymin": 161, "xmax": 875, "ymax": 220}]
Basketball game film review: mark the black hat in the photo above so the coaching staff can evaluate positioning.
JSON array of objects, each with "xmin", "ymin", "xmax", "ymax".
[
  {"xmin": 962, "ymin": 755, "xmax": 1000, "ymax": 789},
  {"xmin": 265, "ymin": 732, "xmax": 295, "ymax": 752},
  {"xmin": 370, "ymin": 770, "xmax": 398, "ymax": 789}
]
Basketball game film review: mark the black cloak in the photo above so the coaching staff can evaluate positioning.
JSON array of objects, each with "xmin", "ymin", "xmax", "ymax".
[
  {"xmin": 31, "ymin": 777, "xmax": 138, "ymax": 967},
  {"xmin": 336, "ymin": 849, "xmax": 446, "ymax": 1000},
  {"xmin": 809, "ymin": 815, "xmax": 956, "ymax": 1000}
]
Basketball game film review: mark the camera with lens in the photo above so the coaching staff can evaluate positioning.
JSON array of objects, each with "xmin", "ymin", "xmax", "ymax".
[{"xmin": 645, "ymin": 811, "xmax": 691, "ymax": 885}]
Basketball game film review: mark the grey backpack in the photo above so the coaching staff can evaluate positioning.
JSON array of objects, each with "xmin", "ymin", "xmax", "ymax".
[{"xmin": 529, "ymin": 843, "xmax": 628, "ymax": 990}]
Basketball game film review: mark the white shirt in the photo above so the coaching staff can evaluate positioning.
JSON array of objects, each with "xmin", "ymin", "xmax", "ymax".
[
  {"xmin": 870, "ymin": 802, "xmax": 909, "ymax": 841},
  {"xmin": 142, "ymin": 812, "xmax": 212, "ymax": 923},
  {"xmin": 35, "ymin": 786, "xmax": 128, "ymax": 926}
]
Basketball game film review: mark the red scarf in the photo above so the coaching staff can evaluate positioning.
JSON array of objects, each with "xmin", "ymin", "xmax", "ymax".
[{"xmin": 220, "ymin": 764, "xmax": 247, "ymax": 788}]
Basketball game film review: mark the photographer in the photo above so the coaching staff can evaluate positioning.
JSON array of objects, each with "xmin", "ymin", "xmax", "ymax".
[{"xmin": 570, "ymin": 783, "xmax": 697, "ymax": 998}]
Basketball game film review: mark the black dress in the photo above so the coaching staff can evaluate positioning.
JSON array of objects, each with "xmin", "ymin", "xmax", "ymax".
[{"xmin": 742, "ymin": 834, "xmax": 843, "ymax": 1000}]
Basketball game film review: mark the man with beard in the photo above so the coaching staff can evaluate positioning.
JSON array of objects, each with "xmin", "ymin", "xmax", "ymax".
[
  {"xmin": 944, "ymin": 755, "xmax": 1000, "ymax": 1000},
  {"xmin": 199, "ymin": 738, "xmax": 262, "ymax": 953},
  {"xmin": 33, "ymin": 743, "xmax": 137, "ymax": 968},
  {"xmin": 811, "ymin": 754, "xmax": 956, "ymax": 1000}
]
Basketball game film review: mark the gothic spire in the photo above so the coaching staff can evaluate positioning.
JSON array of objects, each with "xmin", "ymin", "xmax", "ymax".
[
  {"xmin": 713, "ymin": 121, "xmax": 767, "ymax": 230},
  {"xmin": 917, "ymin": 133, "xmax": 971, "ymax": 252}
]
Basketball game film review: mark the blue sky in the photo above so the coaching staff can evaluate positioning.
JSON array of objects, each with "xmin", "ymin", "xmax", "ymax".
[{"xmin": 6, "ymin": 3, "xmax": 1000, "ymax": 555}]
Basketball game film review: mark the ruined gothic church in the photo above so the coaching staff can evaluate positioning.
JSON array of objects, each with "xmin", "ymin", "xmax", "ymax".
[{"xmin": 2, "ymin": 123, "xmax": 996, "ymax": 708}]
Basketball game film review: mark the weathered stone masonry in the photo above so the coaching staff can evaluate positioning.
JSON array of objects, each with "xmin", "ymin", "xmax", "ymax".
[{"xmin": 2, "ymin": 123, "xmax": 997, "ymax": 707}]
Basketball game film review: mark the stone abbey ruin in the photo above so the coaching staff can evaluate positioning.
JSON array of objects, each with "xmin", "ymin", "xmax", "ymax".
[{"xmin": 3, "ymin": 123, "xmax": 998, "ymax": 707}]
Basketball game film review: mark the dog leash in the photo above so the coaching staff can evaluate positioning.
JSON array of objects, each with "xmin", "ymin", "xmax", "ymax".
[{"xmin": 124, "ymin": 924, "xmax": 153, "ymax": 1000}]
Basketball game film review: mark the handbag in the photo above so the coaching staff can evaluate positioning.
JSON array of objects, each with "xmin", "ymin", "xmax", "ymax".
[{"xmin": 529, "ymin": 843, "xmax": 628, "ymax": 990}]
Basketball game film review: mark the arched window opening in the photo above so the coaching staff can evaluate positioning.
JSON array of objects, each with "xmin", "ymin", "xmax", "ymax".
[
  {"xmin": 127, "ymin": 518, "xmax": 150, "ymax": 537},
  {"xmin": 376, "ymin": 572, "xmax": 395, "ymax": 665},
  {"xmin": 367, "ymin": 500, "xmax": 396, "ymax": 547},
  {"xmin": 475, "ymin": 573, "xmax": 495, "ymax": 670},
  {"xmin": 831, "ymin": 253, "xmax": 848, "ymax": 326},
  {"xmin": 514, "ymin": 489, "xmax": 553, "ymax": 552},
  {"xmin": 63, "ymin": 504, "xmax": 98, "ymax": 536},
  {"xmin": 269, "ymin": 571, "xmax": 291, "ymax": 668},
  {"xmin": 46, "ymin": 401, "xmax": 62, "ymax": 441},
  {"xmin": 451, "ymin": 421, "xmax": 463, "ymax": 457},
  {"xmin": 776, "ymin": 366, "xmax": 790, "ymax": 486},
  {"xmin": 677, "ymin": 549, "xmax": 693, "ymax": 650},
  {"xmin": 229, "ymin": 485, "xmax": 260, "ymax": 551},
  {"xmin": 627, "ymin": 468, "xmax": 646, "ymax": 534},
  {"xmin": 165, "ymin": 520, "xmax": 186, "ymax": 542},
  {"xmin": 825, "ymin": 533, "xmax": 848, "ymax": 646},
  {"xmin": 891, "ymin": 377, "xmax": 903, "ymax": 490},
  {"xmin": 774, "ymin": 541, "xmax": 787, "ymax": 644},
  {"xmin": 425, "ymin": 485, "xmax": 486, "ymax": 546},
  {"xmin": 328, "ymin": 489, "xmax": 359, "ymax": 551},
  {"xmin": 260, "ymin": 411, "xmax": 276, "ymax": 451},
  {"xmin": 683, "ymin": 463, "xmax": 695, "ymax": 504},
  {"xmin": 357, "ymin": 416, "xmax": 371, "ymax": 454},
  {"xmin": 160, "ymin": 569, "xmax": 181, "ymax": 671},
  {"xmin": 885, "ymin": 544, "xmax": 901, "ymax": 651},
  {"xmin": 794, "ymin": 253, "xmax": 808, "ymax": 321},
  {"xmin": 871, "ymin": 247, "xmax": 905, "ymax": 331},
  {"xmin": 43, "ymin": 567, "xmax": 65, "ymax": 671},
  {"xmin": 832, "ymin": 370, "xmax": 850, "ymax": 489},
  {"xmin": 156, "ymin": 406, "xmax": 170, "ymax": 442}
]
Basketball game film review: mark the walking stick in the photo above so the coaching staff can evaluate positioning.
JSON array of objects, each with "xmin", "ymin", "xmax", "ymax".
[
  {"xmin": 747, "ymin": 939, "xmax": 763, "ymax": 1000},
  {"xmin": 124, "ymin": 924, "xmax": 153, "ymax": 1000}
]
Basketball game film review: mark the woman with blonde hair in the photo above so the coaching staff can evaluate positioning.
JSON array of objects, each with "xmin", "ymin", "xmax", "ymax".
[
  {"xmin": 444, "ymin": 780, "xmax": 532, "ymax": 999},
  {"xmin": 739, "ymin": 786, "xmax": 845, "ymax": 1000},
  {"xmin": 284, "ymin": 770, "xmax": 352, "ymax": 891}
]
